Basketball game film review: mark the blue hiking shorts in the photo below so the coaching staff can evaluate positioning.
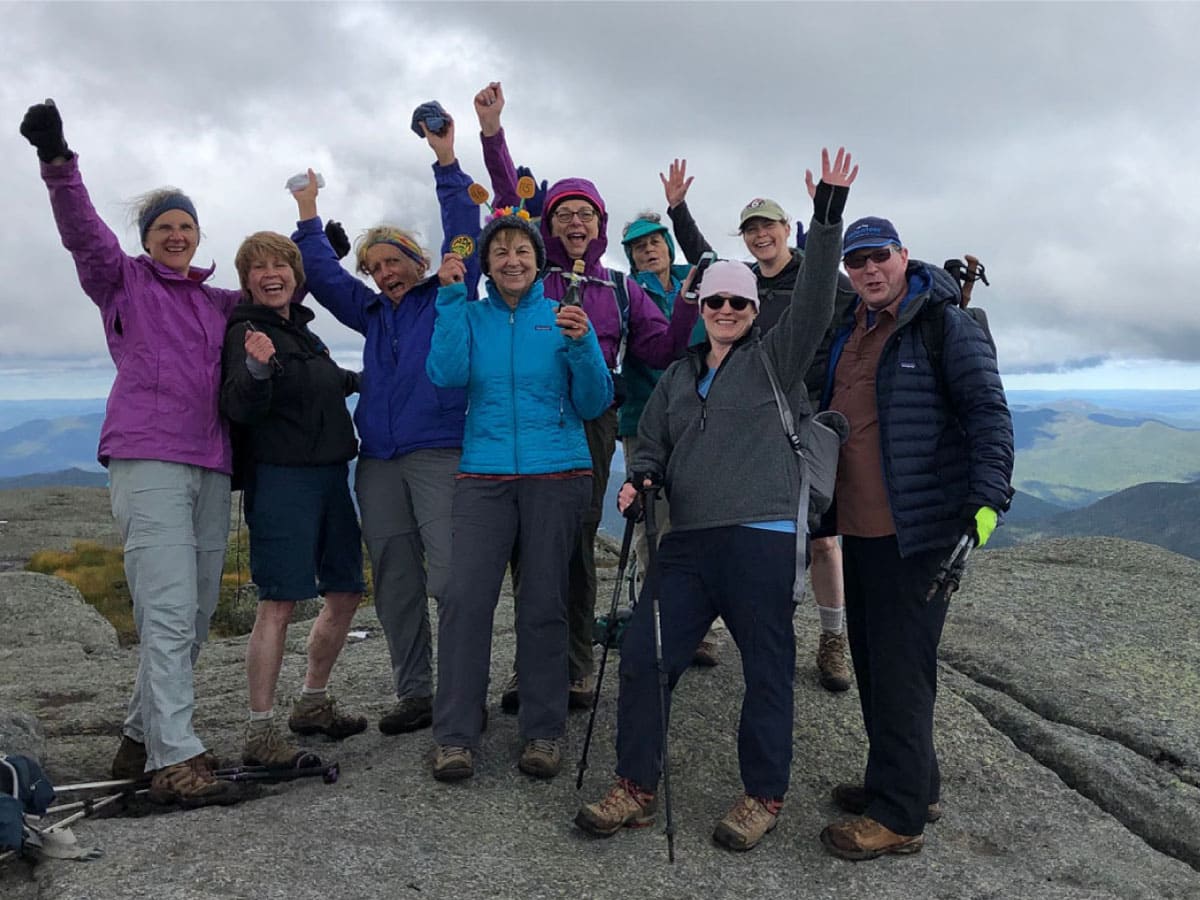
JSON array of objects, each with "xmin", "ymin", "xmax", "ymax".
[{"xmin": 245, "ymin": 462, "xmax": 366, "ymax": 601}]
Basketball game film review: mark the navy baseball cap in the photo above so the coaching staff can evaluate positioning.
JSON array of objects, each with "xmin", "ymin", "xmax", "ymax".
[{"xmin": 843, "ymin": 217, "xmax": 902, "ymax": 255}]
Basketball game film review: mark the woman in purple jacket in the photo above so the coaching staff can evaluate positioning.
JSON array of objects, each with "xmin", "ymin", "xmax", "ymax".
[
  {"xmin": 21, "ymin": 99, "xmax": 242, "ymax": 808},
  {"xmin": 472, "ymin": 82, "xmax": 699, "ymax": 711}
]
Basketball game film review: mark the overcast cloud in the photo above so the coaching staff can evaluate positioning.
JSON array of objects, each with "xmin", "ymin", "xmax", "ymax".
[{"xmin": 2, "ymin": 1, "xmax": 1198, "ymax": 398}]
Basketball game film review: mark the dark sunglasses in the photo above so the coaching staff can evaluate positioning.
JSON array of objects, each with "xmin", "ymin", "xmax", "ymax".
[
  {"xmin": 843, "ymin": 247, "xmax": 896, "ymax": 269},
  {"xmin": 702, "ymin": 295, "xmax": 753, "ymax": 311}
]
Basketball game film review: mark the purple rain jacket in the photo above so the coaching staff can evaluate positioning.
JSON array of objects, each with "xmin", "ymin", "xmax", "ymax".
[
  {"xmin": 480, "ymin": 129, "xmax": 697, "ymax": 370},
  {"xmin": 40, "ymin": 156, "xmax": 241, "ymax": 472}
]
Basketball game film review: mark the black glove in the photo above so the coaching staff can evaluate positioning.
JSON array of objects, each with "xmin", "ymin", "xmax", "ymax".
[
  {"xmin": 20, "ymin": 99, "xmax": 71, "ymax": 163},
  {"xmin": 516, "ymin": 165, "xmax": 548, "ymax": 219},
  {"xmin": 621, "ymin": 483, "xmax": 644, "ymax": 521},
  {"xmin": 610, "ymin": 371, "xmax": 628, "ymax": 409},
  {"xmin": 325, "ymin": 220, "xmax": 351, "ymax": 260},
  {"xmin": 342, "ymin": 369, "xmax": 362, "ymax": 396},
  {"xmin": 811, "ymin": 180, "xmax": 849, "ymax": 226}
]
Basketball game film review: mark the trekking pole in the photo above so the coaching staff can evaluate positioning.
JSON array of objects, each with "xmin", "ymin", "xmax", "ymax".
[
  {"xmin": 577, "ymin": 510, "xmax": 638, "ymax": 789},
  {"xmin": 642, "ymin": 484, "xmax": 675, "ymax": 864},
  {"xmin": 925, "ymin": 533, "xmax": 974, "ymax": 604}
]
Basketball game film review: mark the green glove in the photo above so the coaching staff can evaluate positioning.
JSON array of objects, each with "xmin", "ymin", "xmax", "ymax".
[{"xmin": 974, "ymin": 506, "xmax": 998, "ymax": 547}]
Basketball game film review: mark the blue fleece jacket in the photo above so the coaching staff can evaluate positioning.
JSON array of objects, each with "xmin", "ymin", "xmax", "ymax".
[
  {"xmin": 426, "ymin": 279, "xmax": 613, "ymax": 475},
  {"xmin": 291, "ymin": 160, "xmax": 480, "ymax": 460}
]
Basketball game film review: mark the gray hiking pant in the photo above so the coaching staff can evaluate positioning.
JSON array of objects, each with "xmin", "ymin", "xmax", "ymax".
[
  {"xmin": 355, "ymin": 450, "xmax": 459, "ymax": 703},
  {"xmin": 566, "ymin": 408, "xmax": 618, "ymax": 681},
  {"xmin": 433, "ymin": 476, "xmax": 590, "ymax": 747},
  {"xmin": 109, "ymin": 459, "xmax": 230, "ymax": 771}
]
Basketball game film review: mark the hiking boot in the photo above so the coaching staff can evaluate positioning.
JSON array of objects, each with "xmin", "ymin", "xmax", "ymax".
[
  {"xmin": 242, "ymin": 723, "xmax": 320, "ymax": 770},
  {"xmin": 712, "ymin": 795, "xmax": 780, "ymax": 851},
  {"xmin": 518, "ymin": 739, "xmax": 562, "ymax": 779},
  {"xmin": 820, "ymin": 816, "xmax": 924, "ymax": 860},
  {"xmin": 575, "ymin": 778, "xmax": 658, "ymax": 837},
  {"xmin": 500, "ymin": 672, "xmax": 520, "ymax": 714},
  {"xmin": 432, "ymin": 745, "xmax": 473, "ymax": 782},
  {"xmin": 147, "ymin": 754, "xmax": 243, "ymax": 808},
  {"xmin": 831, "ymin": 783, "xmax": 943, "ymax": 823},
  {"xmin": 379, "ymin": 696, "xmax": 433, "ymax": 735},
  {"xmin": 111, "ymin": 735, "xmax": 148, "ymax": 780},
  {"xmin": 568, "ymin": 675, "xmax": 594, "ymax": 710},
  {"xmin": 817, "ymin": 632, "xmax": 852, "ymax": 692},
  {"xmin": 692, "ymin": 636, "xmax": 720, "ymax": 668},
  {"xmin": 288, "ymin": 693, "xmax": 368, "ymax": 740}
]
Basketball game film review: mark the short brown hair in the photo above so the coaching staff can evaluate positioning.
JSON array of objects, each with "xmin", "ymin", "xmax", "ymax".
[{"xmin": 234, "ymin": 231, "xmax": 305, "ymax": 295}]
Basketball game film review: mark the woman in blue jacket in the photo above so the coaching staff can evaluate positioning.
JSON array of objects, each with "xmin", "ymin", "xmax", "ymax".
[
  {"xmin": 426, "ymin": 211, "xmax": 612, "ymax": 783},
  {"xmin": 289, "ymin": 115, "xmax": 479, "ymax": 737}
]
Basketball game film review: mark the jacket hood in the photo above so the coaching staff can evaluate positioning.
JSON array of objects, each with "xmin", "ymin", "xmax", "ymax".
[{"xmin": 540, "ymin": 177, "xmax": 609, "ymax": 269}]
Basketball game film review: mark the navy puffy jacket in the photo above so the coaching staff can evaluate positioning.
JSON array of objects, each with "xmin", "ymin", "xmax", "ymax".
[{"xmin": 824, "ymin": 261, "xmax": 1013, "ymax": 557}]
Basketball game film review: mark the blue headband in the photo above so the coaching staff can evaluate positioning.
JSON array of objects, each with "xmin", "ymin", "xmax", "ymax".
[{"xmin": 139, "ymin": 194, "xmax": 199, "ymax": 244}]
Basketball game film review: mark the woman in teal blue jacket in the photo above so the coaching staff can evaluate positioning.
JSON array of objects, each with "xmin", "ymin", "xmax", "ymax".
[{"xmin": 426, "ymin": 211, "xmax": 612, "ymax": 783}]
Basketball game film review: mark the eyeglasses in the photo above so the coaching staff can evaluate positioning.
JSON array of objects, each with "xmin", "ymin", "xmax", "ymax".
[
  {"xmin": 702, "ymin": 295, "xmax": 753, "ymax": 311},
  {"xmin": 843, "ymin": 247, "xmax": 896, "ymax": 269},
  {"xmin": 552, "ymin": 207, "xmax": 597, "ymax": 225}
]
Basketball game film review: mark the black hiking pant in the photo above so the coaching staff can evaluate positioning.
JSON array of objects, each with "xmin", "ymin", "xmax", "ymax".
[{"xmin": 842, "ymin": 535, "xmax": 948, "ymax": 836}]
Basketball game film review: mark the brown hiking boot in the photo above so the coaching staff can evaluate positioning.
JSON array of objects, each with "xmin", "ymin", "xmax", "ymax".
[
  {"xmin": 712, "ymin": 795, "xmax": 780, "ymax": 851},
  {"xmin": 820, "ymin": 816, "xmax": 924, "ymax": 860},
  {"xmin": 692, "ymin": 635, "xmax": 720, "ymax": 668},
  {"xmin": 432, "ymin": 745, "xmax": 473, "ymax": 782},
  {"xmin": 831, "ymin": 783, "xmax": 943, "ymax": 823},
  {"xmin": 288, "ymin": 693, "xmax": 367, "ymax": 739},
  {"xmin": 111, "ymin": 735, "xmax": 148, "ymax": 780},
  {"xmin": 378, "ymin": 696, "xmax": 433, "ymax": 735},
  {"xmin": 575, "ymin": 778, "xmax": 658, "ymax": 837},
  {"xmin": 817, "ymin": 632, "xmax": 852, "ymax": 692},
  {"xmin": 518, "ymin": 739, "xmax": 562, "ymax": 779},
  {"xmin": 499, "ymin": 672, "xmax": 520, "ymax": 714},
  {"xmin": 568, "ymin": 675, "xmax": 594, "ymax": 710},
  {"xmin": 147, "ymin": 754, "xmax": 243, "ymax": 808},
  {"xmin": 242, "ymin": 722, "xmax": 320, "ymax": 769}
]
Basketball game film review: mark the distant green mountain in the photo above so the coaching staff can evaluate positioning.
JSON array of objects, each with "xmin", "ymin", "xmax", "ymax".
[
  {"xmin": 990, "ymin": 480, "xmax": 1200, "ymax": 560},
  {"xmin": 1004, "ymin": 489, "xmax": 1066, "ymax": 525},
  {"xmin": 1011, "ymin": 406, "xmax": 1200, "ymax": 507}
]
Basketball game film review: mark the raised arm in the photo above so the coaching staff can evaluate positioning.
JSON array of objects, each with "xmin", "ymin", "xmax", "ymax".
[
  {"xmin": 766, "ymin": 147, "xmax": 856, "ymax": 382},
  {"xmin": 427, "ymin": 114, "xmax": 483, "ymax": 300},
  {"xmin": 475, "ymin": 81, "xmax": 520, "ymax": 209},
  {"xmin": 22, "ymin": 100, "xmax": 129, "ymax": 309},
  {"xmin": 661, "ymin": 159, "xmax": 712, "ymax": 265},
  {"xmin": 291, "ymin": 171, "xmax": 372, "ymax": 334}
]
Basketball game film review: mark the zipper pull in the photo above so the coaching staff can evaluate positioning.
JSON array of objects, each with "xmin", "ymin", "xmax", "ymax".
[{"xmin": 700, "ymin": 402, "xmax": 707, "ymax": 432}]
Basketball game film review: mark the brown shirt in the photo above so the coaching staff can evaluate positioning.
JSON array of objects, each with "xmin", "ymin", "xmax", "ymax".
[{"xmin": 829, "ymin": 296, "xmax": 903, "ymax": 537}]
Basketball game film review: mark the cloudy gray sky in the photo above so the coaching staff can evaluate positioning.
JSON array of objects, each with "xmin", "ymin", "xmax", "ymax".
[{"xmin": 2, "ymin": 0, "xmax": 1197, "ymax": 399}]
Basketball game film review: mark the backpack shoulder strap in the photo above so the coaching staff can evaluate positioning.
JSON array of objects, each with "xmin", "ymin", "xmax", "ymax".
[{"xmin": 607, "ymin": 267, "xmax": 631, "ymax": 362}]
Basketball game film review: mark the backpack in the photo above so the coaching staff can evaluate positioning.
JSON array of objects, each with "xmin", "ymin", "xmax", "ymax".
[
  {"xmin": 918, "ymin": 257, "xmax": 995, "ymax": 392},
  {"xmin": 0, "ymin": 754, "xmax": 55, "ymax": 852}
]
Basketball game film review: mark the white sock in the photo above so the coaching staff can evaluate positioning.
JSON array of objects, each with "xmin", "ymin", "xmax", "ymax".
[
  {"xmin": 248, "ymin": 709, "xmax": 274, "ymax": 731},
  {"xmin": 300, "ymin": 685, "xmax": 327, "ymax": 701},
  {"xmin": 817, "ymin": 605, "xmax": 844, "ymax": 635}
]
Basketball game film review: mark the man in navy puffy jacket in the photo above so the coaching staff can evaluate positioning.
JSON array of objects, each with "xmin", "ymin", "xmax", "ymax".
[{"xmin": 818, "ymin": 217, "xmax": 1013, "ymax": 860}]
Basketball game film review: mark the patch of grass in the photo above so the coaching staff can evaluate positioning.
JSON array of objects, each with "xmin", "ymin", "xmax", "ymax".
[
  {"xmin": 27, "ymin": 541, "xmax": 136, "ymax": 646},
  {"xmin": 28, "ymin": 524, "xmax": 375, "ymax": 646}
]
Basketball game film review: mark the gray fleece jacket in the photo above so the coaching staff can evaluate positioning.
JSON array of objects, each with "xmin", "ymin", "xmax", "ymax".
[{"xmin": 629, "ymin": 183, "xmax": 846, "ymax": 532}]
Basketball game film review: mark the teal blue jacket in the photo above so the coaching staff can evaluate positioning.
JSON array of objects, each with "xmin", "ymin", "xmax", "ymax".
[{"xmin": 427, "ymin": 280, "xmax": 613, "ymax": 475}]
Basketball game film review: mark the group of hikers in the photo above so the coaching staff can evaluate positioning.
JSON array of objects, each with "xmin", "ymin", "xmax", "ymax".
[{"xmin": 19, "ymin": 80, "xmax": 1013, "ymax": 862}]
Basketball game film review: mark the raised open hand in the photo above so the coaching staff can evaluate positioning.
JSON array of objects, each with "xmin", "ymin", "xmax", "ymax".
[
  {"xmin": 805, "ymin": 146, "xmax": 858, "ymax": 195},
  {"xmin": 660, "ymin": 158, "xmax": 694, "ymax": 209}
]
